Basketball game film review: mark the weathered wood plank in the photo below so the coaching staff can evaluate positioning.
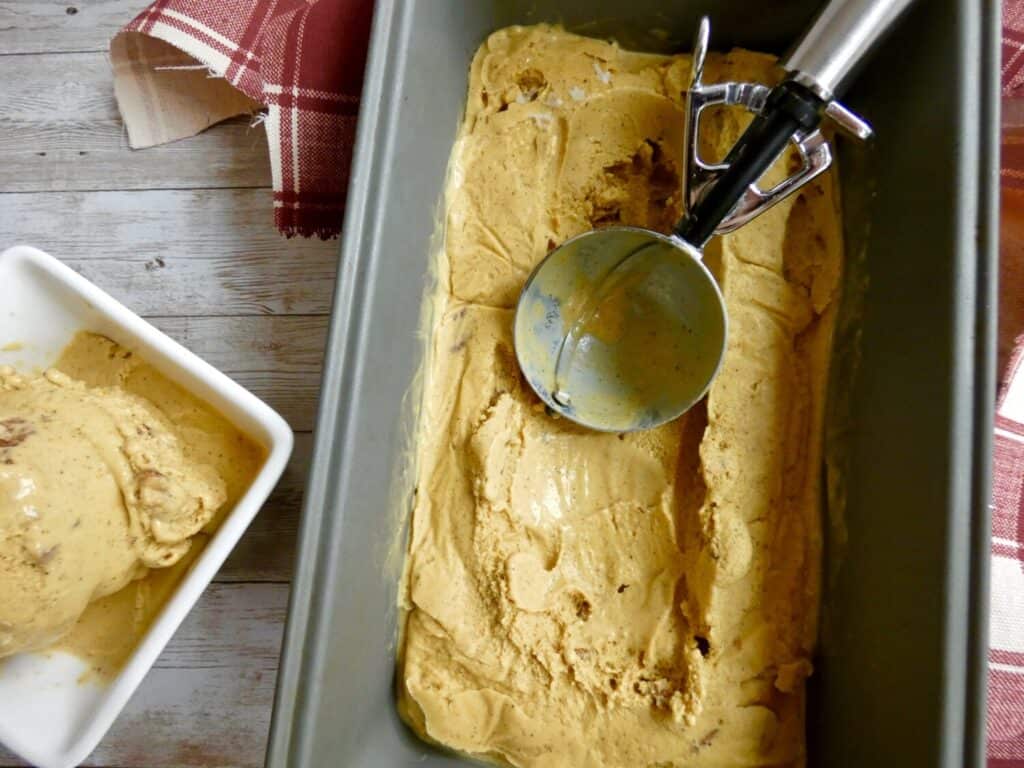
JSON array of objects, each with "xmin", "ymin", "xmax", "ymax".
[
  {"xmin": 0, "ymin": 0, "xmax": 137, "ymax": 55},
  {"xmin": 2, "ymin": 51, "xmax": 115, "ymax": 120},
  {"xmin": 144, "ymin": 315, "xmax": 327, "ymax": 433},
  {"xmin": 66, "ymin": 252, "xmax": 337, "ymax": 316},
  {"xmin": 0, "ymin": 121, "xmax": 271, "ymax": 192},
  {"xmin": 0, "ymin": 189, "xmax": 339, "ymax": 315},
  {"xmin": 0, "ymin": 583, "xmax": 290, "ymax": 768},
  {"xmin": 218, "ymin": 431, "xmax": 310, "ymax": 583},
  {"xmin": 0, "ymin": 187, "xmax": 329, "ymax": 256},
  {"xmin": 0, "ymin": 4, "xmax": 344, "ymax": 763},
  {"xmin": 0, "ymin": 52, "xmax": 269, "ymax": 191}
]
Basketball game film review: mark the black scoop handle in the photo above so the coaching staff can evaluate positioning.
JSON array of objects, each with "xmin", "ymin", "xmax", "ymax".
[{"xmin": 674, "ymin": 80, "xmax": 824, "ymax": 247}]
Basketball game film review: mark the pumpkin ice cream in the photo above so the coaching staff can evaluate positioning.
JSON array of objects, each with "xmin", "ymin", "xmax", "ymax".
[
  {"xmin": 398, "ymin": 25, "xmax": 842, "ymax": 768},
  {"xmin": 0, "ymin": 364, "xmax": 225, "ymax": 657}
]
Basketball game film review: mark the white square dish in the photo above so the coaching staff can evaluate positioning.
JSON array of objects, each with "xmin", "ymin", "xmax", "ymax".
[{"xmin": 0, "ymin": 244, "xmax": 294, "ymax": 768}]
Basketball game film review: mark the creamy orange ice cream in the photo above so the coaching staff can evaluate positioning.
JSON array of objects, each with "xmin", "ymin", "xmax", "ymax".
[
  {"xmin": 398, "ymin": 25, "xmax": 842, "ymax": 767},
  {"xmin": 0, "ymin": 365, "xmax": 225, "ymax": 657},
  {"xmin": 0, "ymin": 333, "xmax": 263, "ymax": 666}
]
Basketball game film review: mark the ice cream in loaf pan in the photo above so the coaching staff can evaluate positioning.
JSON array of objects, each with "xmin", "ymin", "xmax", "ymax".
[{"xmin": 398, "ymin": 25, "xmax": 842, "ymax": 768}]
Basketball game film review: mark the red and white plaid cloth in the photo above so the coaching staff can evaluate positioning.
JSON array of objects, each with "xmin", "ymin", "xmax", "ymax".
[
  {"xmin": 991, "ymin": 2, "xmax": 1024, "ymax": 765},
  {"xmin": 993, "ymin": 350, "xmax": 1024, "ymax": 765},
  {"xmin": 110, "ymin": 0, "xmax": 373, "ymax": 238}
]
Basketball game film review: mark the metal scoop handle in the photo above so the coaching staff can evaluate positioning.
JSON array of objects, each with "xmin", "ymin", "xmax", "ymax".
[
  {"xmin": 678, "ymin": 0, "xmax": 914, "ymax": 245},
  {"xmin": 678, "ymin": 56, "xmax": 833, "ymax": 245},
  {"xmin": 785, "ymin": 0, "xmax": 916, "ymax": 99}
]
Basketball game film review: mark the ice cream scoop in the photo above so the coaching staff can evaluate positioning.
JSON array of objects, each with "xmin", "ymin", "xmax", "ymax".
[{"xmin": 514, "ymin": 0, "xmax": 912, "ymax": 432}]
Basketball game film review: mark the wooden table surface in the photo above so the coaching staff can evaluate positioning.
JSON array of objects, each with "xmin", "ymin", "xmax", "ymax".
[{"xmin": 0, "ymin": 2, "xmax": 340, "ymax": 765}]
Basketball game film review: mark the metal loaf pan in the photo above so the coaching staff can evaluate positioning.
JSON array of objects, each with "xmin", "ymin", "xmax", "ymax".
[{"xmin": 267, "ymin": 1, "xmax": 999, "ymax": 765}]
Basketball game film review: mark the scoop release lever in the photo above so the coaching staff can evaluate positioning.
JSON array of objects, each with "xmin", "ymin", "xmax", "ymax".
[{"xmin": 678, "ymin": 0, "xmax": 914, "ymax": 247}]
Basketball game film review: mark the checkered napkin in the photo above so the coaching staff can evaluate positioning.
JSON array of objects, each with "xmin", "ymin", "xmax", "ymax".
[
  {"xmin": 110, "ymin": 0, "xmax": 374, "ymax": 238},
  {"xmin": 993, "ymin": 348, "xmax": 1024, "ymax": 764},
  {"xmin": 990, "ymin": 2, "xmax": 1024, "ymax": 763}
]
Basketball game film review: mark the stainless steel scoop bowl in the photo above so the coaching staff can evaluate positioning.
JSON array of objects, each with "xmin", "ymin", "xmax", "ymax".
[
  {"xmin": 514, "ymin": 228, "xmax": 726, "ymax": 432},
  {"xmin": 513, "ymin": 0, "xmax": 907, "ymax": 432}
]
